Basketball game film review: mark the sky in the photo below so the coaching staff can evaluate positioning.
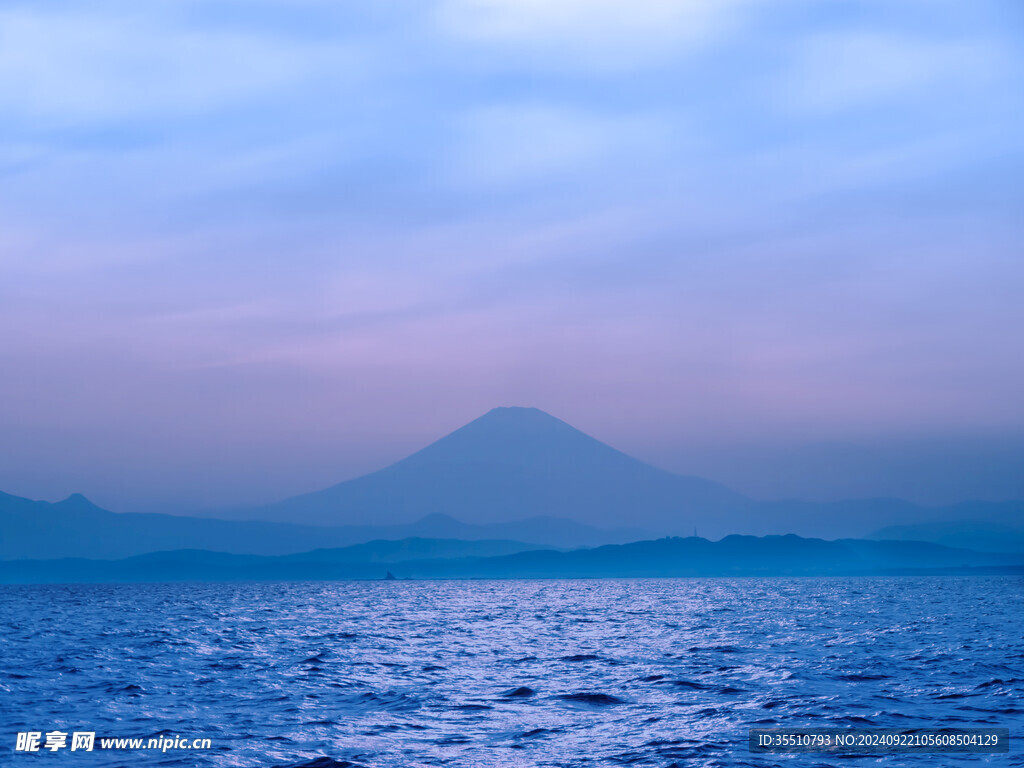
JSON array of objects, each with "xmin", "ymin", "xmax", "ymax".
[{"xmin": 1, "ymin": 0, "xmax": 1022, "ymax": 512}]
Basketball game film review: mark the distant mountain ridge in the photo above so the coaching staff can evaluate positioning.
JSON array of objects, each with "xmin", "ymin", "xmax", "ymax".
[
  {"xmin": 2, "ymin": 534, "xmax": 1020, "ymax": 584},
  {"xmin": 0, "ymin": 491, "xmax": 636, "ymax": 561},
  {"xmin": 4, "ymin": 407, "xmax": 1022, "ymax": 560},
  {"xmin": 869, "ymin": 520, "xmax": 1024, "ymax": 553}
]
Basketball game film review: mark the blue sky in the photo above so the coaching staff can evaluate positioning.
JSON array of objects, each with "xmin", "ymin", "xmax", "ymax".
[{"xmin": 1, "ymin": 0, "xmax": 1022, "ymax": 511}]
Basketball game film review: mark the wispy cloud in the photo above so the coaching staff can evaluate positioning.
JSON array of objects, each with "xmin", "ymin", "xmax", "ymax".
[
  {"xmin": 435, "ymin": 0, "xmax": 751, "ymax": 68},
  {"xmin": 780, "ymin": 30, "xmax": 1001, "ymax": 114},
  {"xmin": 0, "ymin": 6, "xmax": 345, "ymax": 122}
]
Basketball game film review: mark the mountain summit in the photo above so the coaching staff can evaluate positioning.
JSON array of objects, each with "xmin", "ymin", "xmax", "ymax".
[{"xmin": 230, "ymin": 406, "xmax": 748, "ymax": 534}]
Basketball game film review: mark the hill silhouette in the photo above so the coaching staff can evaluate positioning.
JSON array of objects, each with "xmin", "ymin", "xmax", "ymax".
[
  {"xmin": 0, "ymin": 491, "xmax": 634, "ymax": 560},
  {"xmin": 2, "ymin": 534, "xmax": 1020, "ymax": 584},
  {"xmin": 869, "ymin": 520, "xmax": 1024, "ymax": 553},
  {"xmin": 211, "ymin": 407, "xmax": 1022, "ymax": 540},
  {"xmin": 5, "ymin": 407, "xmax": 1022, "ymax": 557},
  {"xmin": 220, "ymin": 406, "xmax": 747, "ymax": 534}
]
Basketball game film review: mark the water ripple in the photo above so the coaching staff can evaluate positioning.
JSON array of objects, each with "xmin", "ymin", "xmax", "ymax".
[{"xmin": 1, "ymin": 577, "xmax": 1021, "ymax": 767}]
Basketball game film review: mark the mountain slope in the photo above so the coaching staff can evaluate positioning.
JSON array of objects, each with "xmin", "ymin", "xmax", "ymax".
[
  {"xmin": 0, "ymin": 491, "xmax": 629, "ymax": 560},
  {"xmin": 2, "ymin": 534, "xmax": 1020, "ymax": 584},
  {"xmin": 226, "ymin": 406, "xmax": 748, "ymax": 533},
  {"xmin": 750, "ymin": 498, "xmax": 1024, "ymax": 540},
  {"xmin": 8, "ymin": 408, "xmax": 1020, "ymax": 557},
  {"xmin": 868, "ymin": 520, "xmax": 1024, "ymax": 553}
]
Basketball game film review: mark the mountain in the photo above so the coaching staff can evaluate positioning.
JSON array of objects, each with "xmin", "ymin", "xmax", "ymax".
[
  {"xmin": 0, "ymin": 491, "xmax": 632, "ymax": 561},
  {"xmin": 6, "ymin": 407, "xmax": 1021, "ymax": 560},
  {"xmin": 382, "ymin": 513, "xmax": 649, "ymax": 548},
  {"xmin": 210, "ymin": 407, "xmax": 1021, "ymax": 540},
  {"xmin": 403, "ymin": 535, "xmax": 1023, "ymax": 579},
  {"xmin": 741, "ymin": 498, "xmax": 1024, "ymax": 540},
  {"xmin": 3, "ymin": 534, "xmax": 1020, "ymax": 584},
  {"xmin": 868, "ymin": 520, "xmax": 1024, "ymax": 553},
  {"xmin": 218, "ymin": 406, "xmax": 748, "ymax": 535},
  {"xmin": 271, "ymin": 537, "xmax": 556, "ymax": 562}
]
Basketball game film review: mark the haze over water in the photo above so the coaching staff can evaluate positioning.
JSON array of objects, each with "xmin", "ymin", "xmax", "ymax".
[{"xmin": 3, "ymin": 577, "xmax": 1020, "ymax": 767}]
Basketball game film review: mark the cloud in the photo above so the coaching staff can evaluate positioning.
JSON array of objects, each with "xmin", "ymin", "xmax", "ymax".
[
  {"xmin": 447, "ymin": 103, "xmax": 670, "ymax": 188},
  {"xmin": 779, "ymin": 31, "xmax": 999, "ymax": 114},
  {"xmin": 0, "ymin": 5, "xmax": 363, "ymax": 123},
  {"xmin": 435, "ymin": 0, "xmax": 751, "ymax": 69}
]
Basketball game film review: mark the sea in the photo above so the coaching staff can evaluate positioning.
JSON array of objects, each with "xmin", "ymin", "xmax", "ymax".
[{"xmin": 1, "ymin": 577, "xmax": 1021, "ymax": 767}]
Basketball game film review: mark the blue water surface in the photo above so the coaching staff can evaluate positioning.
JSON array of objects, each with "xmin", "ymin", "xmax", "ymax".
[{"xmin": 1, "ymin": 577, "xmax": 1021, "ymax": 767}]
